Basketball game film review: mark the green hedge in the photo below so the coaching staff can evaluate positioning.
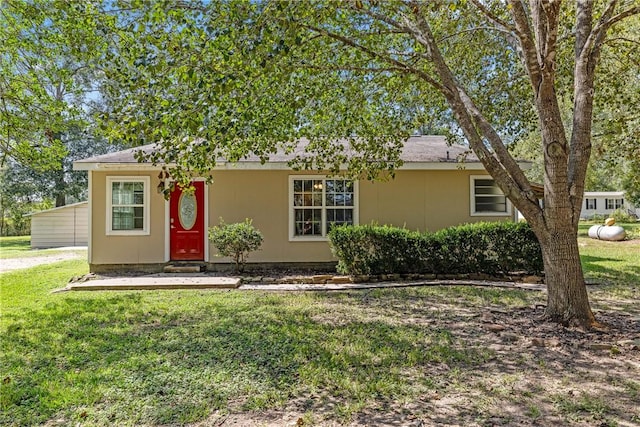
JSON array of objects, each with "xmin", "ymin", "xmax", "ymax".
[{"xmin": 328, "ymin": 222, "xmax": 543, "ymax": 276}]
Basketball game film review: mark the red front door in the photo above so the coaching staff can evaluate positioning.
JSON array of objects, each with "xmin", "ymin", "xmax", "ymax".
[{"xmin": 170, "ymin": 181, "xmax": 205, "ymax": 261}]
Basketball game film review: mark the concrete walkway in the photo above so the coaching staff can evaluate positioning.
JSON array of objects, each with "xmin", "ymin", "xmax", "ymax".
[
  {"xmin": 240, "ymin": 279, "xmax": 546, "ymax": 291},
  {"xmin": 60, "ymin": 274, "xmax": 546, "ymax": 292},
  {"xmin": 64, "ymin": 276, "xmax": 241, "ymax": 291}
]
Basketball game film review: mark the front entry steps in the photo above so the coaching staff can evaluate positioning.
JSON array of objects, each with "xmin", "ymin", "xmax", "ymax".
[{"xmin": 164, "ymin": 263, "xmax": 206, "ymax": 273}]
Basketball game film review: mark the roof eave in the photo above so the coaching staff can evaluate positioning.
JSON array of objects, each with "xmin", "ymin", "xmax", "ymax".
[
  {"xmin": 73, "ymin": 160, "xmax": 532, "ymax": 172},
  {"xmin": 24, "ymin": 201, "xmax": 88, "ymax": 217}
]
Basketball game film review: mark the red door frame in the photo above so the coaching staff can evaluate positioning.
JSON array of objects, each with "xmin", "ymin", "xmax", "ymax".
[{"xmin": 169, "ymin": 181, "xmax": 206, "ymax": 261}]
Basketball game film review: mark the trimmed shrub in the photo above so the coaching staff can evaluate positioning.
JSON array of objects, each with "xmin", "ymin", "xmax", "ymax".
[
  {"xmin": 328, "ymin": 224, "xmax": 440, "ymax": 275},
  {"xmin": 328, "ymin": 222, "xmax": 543, "ymax": 276},
  {"xmin": 209, "ymin": 218, "xmax": 263, "ymax": 273},
  {"xmin": 435, "ymin": 222, "xmax": 543, "ymax": 275}
]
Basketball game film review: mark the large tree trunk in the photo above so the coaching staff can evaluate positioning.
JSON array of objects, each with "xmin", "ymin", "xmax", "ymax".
[
  {"xmin": 538, "ymin": 229, "xmax": 595, "ymax": 327},
  {"xmin": 54, "ymin": 165, "xmax": 66, "ymax": 207},
  {"xmin": 407, "ymin": 1, "xmax": 599, "ymax": 328},
  {"xmin": 55, "ymin": 192, "xmax": 66, "ymax": 207}
]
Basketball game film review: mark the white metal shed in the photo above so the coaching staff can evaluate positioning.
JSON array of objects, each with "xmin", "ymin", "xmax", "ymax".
[{"xmin": 27, "ymin": 201, "xmax": 88, "ymax": 248}]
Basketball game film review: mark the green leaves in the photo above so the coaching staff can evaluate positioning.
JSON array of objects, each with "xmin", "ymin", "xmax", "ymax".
[
  {"xmin": 0, "ymin": 1, "xmax": 107, "ymax": 170},
  {"xmin": 208, "ymin": 218, "xmax": 264, "ymax": 273},
  {"xmin": 328, "ymin": 222, "xmax": 543, "ymax": 276}
]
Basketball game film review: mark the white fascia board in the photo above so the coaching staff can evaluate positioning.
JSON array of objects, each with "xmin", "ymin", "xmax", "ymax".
[
  {"xmin": 74, "ymin": 160, "xmax": 532, "ymax": 172},
  {"xmin": 217, "ymin": 161, "xmax": 495, "ymax": 170},
  {"xmin": 402, "ymin": 161, "xmax": 532, "ymax": 171},
  {"xmin": 398, "ymin": 162, "xmax": 487, "ymax": 170},
  {"xmin": 73, "ymin": 163, "xmax": 166, "ymax": 171},
  {"xmin": 214, "ymin": 162, "xmax": 292, "ymax": 170}
]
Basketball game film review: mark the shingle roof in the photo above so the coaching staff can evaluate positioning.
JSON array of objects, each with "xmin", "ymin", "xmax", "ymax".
[{"xmin": 74, "ymin": 135, "xmax": 480, "ymax": 165}]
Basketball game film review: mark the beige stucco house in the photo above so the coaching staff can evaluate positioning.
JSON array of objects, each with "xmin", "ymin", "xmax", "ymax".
[{"xmin": 74, "ymin": 136, "xmax": 523, "ymax": 273}]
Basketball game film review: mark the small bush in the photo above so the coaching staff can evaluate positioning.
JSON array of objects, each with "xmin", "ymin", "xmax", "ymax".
[
  {"xmin": 209, "ymin": 218, "xmax": 263, "ymax": 273},
  {"xmin": 328, "ymin": 222, "xmax": 543, "ymax": 276},
  {"xmin": 588, "ymin": 213, "xmax": 607, "ymax": 223},
  {"xmin": 610, "ymin": 209, "xmax": 638, "ymax": 223}
]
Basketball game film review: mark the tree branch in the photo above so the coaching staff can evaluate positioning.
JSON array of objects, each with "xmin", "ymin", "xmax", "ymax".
[
  {"xmin": 299, "ymin": 64, "xmax": 418, "ymax": 74},
  {"xmin": 601, "ymin": 4, "xmax": 640, "ymax": 29},
  {"xmin": 401, "ymin": 0, "xmax": 542, "ymax": 221},
  {"xmin": 507, "ymin": 0, "xmax": 543, "ymax": 94},
  {"xmin": 468, "ymin": 0, "xmax": 515, "ymax": 32},
  {"xmin": 301, "ymin": 23, "xmax": 446, "ymax": 92},
  {"xmin": 436, "ymin": 26, "xmax": 516, "ymax": 43}
]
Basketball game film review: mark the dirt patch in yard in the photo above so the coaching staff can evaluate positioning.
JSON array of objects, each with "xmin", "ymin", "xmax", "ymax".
[
  {"xmin": 0, "ymin": 251, "xmax": 85, "ymax": 273},
  {"xmin": 190, "ymin": 300, "xmax": 640, "ymax": 427}
]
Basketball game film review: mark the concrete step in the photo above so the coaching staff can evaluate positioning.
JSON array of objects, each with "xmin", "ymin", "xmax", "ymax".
[
  {"xmin": 163, "ymin": 264, "xmax": 205, "ymax": 273},
  {"xmin": 64, "ymin": 276, "xmax": 240, "ymax": 291}
]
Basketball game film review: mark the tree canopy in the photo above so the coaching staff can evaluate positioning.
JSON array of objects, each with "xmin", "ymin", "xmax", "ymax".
[
  {"xmin": 98, "ymin": 0, "xmax": 639, "ymax": 327},
  {"xmin": 1, "ymin": 0, "xmax": 120, "ymax": 216},
  {"xmin": 0, "ymin": 1, "xmax": 110, "ymax": 170},
  {"xmin": 3, "ymin": 0, "xmax": 640, "ymax": 326}
]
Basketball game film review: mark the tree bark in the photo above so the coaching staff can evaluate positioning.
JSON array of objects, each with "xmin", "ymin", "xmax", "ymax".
[
  {"xmin": 55, "ymin": 192, "xmax": 66, "ymax": 207},
  {"xmin": 53, "ymin": 143, "xmax": 66, "ymax": 208},
  {"xmin": 538, "ymin": 229, "xmax": 595, "ymax": 327},
  {"xmin": 54, "ymin": 166, "xmax": 66, "ymax": 207}
]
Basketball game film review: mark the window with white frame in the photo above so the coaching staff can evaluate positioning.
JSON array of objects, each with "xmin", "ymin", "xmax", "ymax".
[
  {"xmin": 290, "ymin": 177, "xmax": 357, "ymax": 239},
  {"xmin": 470, "ymin": 176, "xmax": 510, "ymax": 215},
  {"xmin": 605, "ymin": 198, "xmax": 624, "ymax": 210},
  {"xmin": 106, "ymin": 177, "xmax": 150, "ymax": 235},
  {"xmin": 585, "ymin": 198, "xmax": 597, "ymax": 210}
]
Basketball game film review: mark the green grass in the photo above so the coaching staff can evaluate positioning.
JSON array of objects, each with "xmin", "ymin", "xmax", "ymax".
[
  {"xmin": 1, "ymin": 234, "xmax": 639, "ymax": 425},
  {"xmin": 578, "ymin": 221, "xmax": 640, "ymax": 239},
  {"xmin": 0, "ymin": 235, "xmax": 85, "ymax": 259},
  {"xmin": 0, "ymin": 236, "xmax": 32, "ymax": 258},
  {"xmin": 552, "ymin": 392, "xmax": 614, "ymax": 422},
  {"xmin": 576, "ymin": 223, "xmax": 640, "ymax": 305},
  {"xmin": 578, "ymin": 236, "xmax": 640, "ymax": 307},
  {"xmin": 1, "ymin": 262, "xmax": 492, "ymax": 426}
]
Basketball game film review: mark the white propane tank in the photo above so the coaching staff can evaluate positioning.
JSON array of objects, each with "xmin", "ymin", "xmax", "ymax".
[{"xmin": 588, "ymin": 225, "xmax": 626, "ymax": 241}]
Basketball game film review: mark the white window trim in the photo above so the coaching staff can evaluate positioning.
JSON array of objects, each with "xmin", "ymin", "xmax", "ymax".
[
  {"xmin": 605, "ymin": 198, "xmax": 623, "ymax": 210},
  {"xmin": 615, "ymin": 198, "xmax": 623, "ymax": 209},
  {"xmin": 470, "ymin": 175, "xmax": 512, "ymax": 217},
  {"xmin": 288, "ymin": 175, "xmax": 359, "ymax": 242},
  {"xmin": 106, "ymin": 176, "xmax": 150, "ymax": 236},
  {"xmin": 605, "ymin": 198, "xmax": 613, "ymax": 210}
]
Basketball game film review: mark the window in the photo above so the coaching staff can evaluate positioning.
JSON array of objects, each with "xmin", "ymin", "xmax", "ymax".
[
  {"xmin": 470, "ymin": 176, "xmax": 511, "ymax": 216},
  {"xmin": 290, "ymin": 177, "xmax": 357, "ymax": 239},
  {"xmin": 106, "ymin": 177, "xmax": 150, "ymax": 235},
  {"xmin": 605, "ymin": 198, "xmax": 624, "ymax": 210},
  {"xmin": 585, "ymin": 198, "xmax": 597, "ymax": 210}
]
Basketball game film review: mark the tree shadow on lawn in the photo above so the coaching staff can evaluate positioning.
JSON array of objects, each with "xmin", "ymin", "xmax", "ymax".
[
  {"xmin": 0, "ymin": 238, "xmax": 29, "ymax": 250},
  {"xmin": 2, "ymin": 289, "xmax": 639, "ymax": 426},
  {"xmin": 581, "ymin": 254, "xmax": 640, "ymax": 285},
  {"xmin": 0, "ymin": 291, "xmax": 483, "ymax": 426},
  {"xmin": 322, "ymin": 288, "xmax": 640, "ymax": 426}
]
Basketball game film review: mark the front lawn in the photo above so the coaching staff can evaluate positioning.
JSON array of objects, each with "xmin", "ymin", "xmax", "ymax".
[
  {"xmin": 0, "ymin": 235, "xmax": 86, "ymax": 259},
  {"xmin": 578, "ymin": 221, "xmax": 640, "ymax": 239},
  {"xmin": 1, "ymin": 263, "xmax": 499, "ymax": 426},
  {"xmin": 0, "ymin": 236, "xmax": 32, "ymax": 258},
  {"xmin": 1, "ymin": 235, "xmax": 639, "ymax": 426}
]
